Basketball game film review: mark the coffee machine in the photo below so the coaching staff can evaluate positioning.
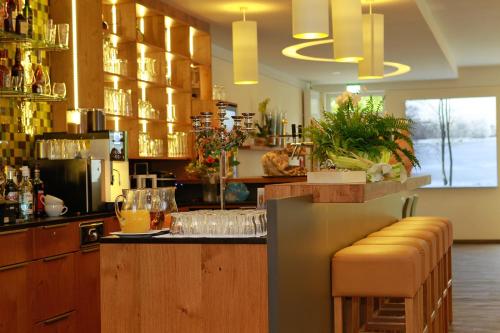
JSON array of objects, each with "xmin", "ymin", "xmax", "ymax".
[
  {"xmin": 35, "ymin": 131, "xmax": 130, "ymax": 214},
  {"xmin": 88, "ymin": 131, "xmax": 130, "ymax": 203}
]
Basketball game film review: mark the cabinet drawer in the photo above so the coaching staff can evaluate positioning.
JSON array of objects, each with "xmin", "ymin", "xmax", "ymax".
[
  {"xmin": 0, "ymin": 262, "xmax": 31, "ymax": 333},
  {"xmin": 33, "ymin": 223, "xmax": 79, "ymax": 259},
  {"xmin": 0, "ymin": 228, "xmax": 33, "ymax": 267},
  {"xmin": 33, "ymin": 311, "xmax": 76, "ymax": 333},
  {"xmin": 31, "ymin": 253, "xmax": 75, "ymax": 323}
]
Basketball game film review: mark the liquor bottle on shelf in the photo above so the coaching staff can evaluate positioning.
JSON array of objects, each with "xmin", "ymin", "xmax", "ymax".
[
  {"xmin": 11, "ymin": 47, "xmax": 24, "ymax": 91},
  {"xmin": 4, "ymin": 0, "xmax": 16, "ymax": 32},
  {"xmin": 15, "ymin": 0, "xmax": 27, "ymax": 35},
  {"xmin": 0, "ymin": 49, "xmax": 11, "ymax": 89},
  {"xmin": 32, "ymin": 50, "xmax": 44, "ymax": 93},
  {"xmin": 18, "ymin": 166, "xmax": 33, "ymax": 220},
  {"xmin": 5, "ymin": 167, "xmax": 18, "ymax": 202},
  {"xmin": 33, "ymin": 166, "xmax": 44, "ymax": 217},
  {"xmin": 22, "ymin": 0, "xmax": 31, "ymax": 37},
  {"xmin": 0, "ymin": 159, "xmax": 5, "ymax": 199}
]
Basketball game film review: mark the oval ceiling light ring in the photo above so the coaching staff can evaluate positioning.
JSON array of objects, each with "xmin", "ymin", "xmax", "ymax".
[{"xmin": 282, "ymin": 39, "xmax": 411, "ymax": 78}]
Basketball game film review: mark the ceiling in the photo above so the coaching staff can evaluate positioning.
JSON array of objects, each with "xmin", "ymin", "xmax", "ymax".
[{"xmin": 164, "ymin": 0, "xmax": 500, "ymax": 85}]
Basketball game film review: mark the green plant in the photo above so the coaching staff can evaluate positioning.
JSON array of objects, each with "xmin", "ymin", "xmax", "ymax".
[
  {"xmin": 255, "ymin": 98, "xmax": 272, "ymax": 138},
  {"xmin": 306, "ymin": 93, "xmax": 420, "ymax": 168}
]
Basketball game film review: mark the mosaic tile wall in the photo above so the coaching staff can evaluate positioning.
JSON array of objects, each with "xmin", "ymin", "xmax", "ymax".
[{"xmin": 0, "ymin": 0, "xmax": 53, "ymax": 166}]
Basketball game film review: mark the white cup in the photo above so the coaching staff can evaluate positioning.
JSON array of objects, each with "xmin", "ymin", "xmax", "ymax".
[
  {"xmin": 45, "ymin": 203, "xmax": 68, "ymax": 217},
  {"xmin": 41, "ymin": 194, "xmax": 64, "ymax": 205}
]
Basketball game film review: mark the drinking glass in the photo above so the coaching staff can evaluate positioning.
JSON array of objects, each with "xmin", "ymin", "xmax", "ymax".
[
  {"xmin": 52, "ymin": 83, "xmax": 66, "ymax": 98},
  {"xmin": 57, "ymin": 23, "xmax": 69, "ymax": 48},
  {"xmin": 44, "ymin": 19, "xmax": 56, "ymax": 45}
]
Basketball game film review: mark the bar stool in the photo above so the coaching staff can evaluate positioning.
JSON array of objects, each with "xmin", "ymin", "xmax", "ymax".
[
  {"xmin": 332, "ymin": 245, "xmax": 424, "ymax": 333},
  {"xmin": 382, "ymin": 224, "xmax": 447, "ymax": 333},
  {"xmin": 353, "ymin": 237, "xmax": 432, "ymax": 333},
  {"xmin": 369, "ymin": 229, "xmax": 440, "ymax": 333},
  {"xmin": 403, "ymin": 217, "xmax": 454, "ymax": 325}
]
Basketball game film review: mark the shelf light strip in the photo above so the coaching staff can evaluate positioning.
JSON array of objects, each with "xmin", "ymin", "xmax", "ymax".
[
  {"xmin": 72, "ymin": 0, "xmax": 79, "ymax": 109},
  {"xmin": 189, "ymin": 26, "xmax": 194, "ymax": 57},
  {"xmin": 111, "ymin": 5, "xmax": 117, "ymax": 35}
]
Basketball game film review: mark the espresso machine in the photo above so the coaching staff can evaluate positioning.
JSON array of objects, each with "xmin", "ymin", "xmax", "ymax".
[{"xmin": 35, "ymin": 131, "xmax": 130, "ymax": 214}]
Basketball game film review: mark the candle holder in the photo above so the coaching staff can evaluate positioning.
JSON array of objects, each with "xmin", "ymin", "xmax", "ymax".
[{"xmin": 191, "ymin": 104, "xmax": 254, "ymax": 210}]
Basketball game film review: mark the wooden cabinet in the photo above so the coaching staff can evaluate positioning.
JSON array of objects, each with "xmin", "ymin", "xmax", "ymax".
[
  {"xmin": 31, "ymin": 253, "xmax": 76, "ymax": 323},
  {"xmin": 104, "ymin": 216, "xmax": 120, "ymax": 235},
  {"xmin": 33, "ymin": 311, "xmax": 77, "ymax": 333},
  {"xmin": 75, "ymin": 246, "xmax": 101, "ymax": 333},
  {"xmin": 0, "ymin": 262, "xmax": 31, "ymax": 333},
  {"xmin": 33, "ymin": 223, "xmax": 79, "ymax": 259},
  {"xmin": 0, "ymin": 228, "xmax": 33, "ymax": 267}
]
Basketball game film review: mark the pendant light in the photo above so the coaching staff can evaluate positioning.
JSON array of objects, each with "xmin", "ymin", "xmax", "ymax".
[
  {"xmin": 331, "ymin": 0, "xmax": 363, "ymax": 63},
  {"xmin": 232, "ymin": 7, "xmax": 259, "ymax": 84},
  {"xmin": 292, "ymin": 0, "xmax": 329, "ymax": 39},
  {"xmin": 359, "ymin": 1, "xmax": 384, "ymax": 79}
]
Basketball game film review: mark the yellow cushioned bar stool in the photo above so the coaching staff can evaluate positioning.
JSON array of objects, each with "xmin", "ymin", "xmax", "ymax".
[
  {"xmin": 402, "ymin": 217, "xmax": 454, "ymax": 325},
  {"xmin": 369, "ymin": 229, "xmax": 440, "ymax": 333},
  {"xmin": 332, "ymin": 245, "xmax": 424, "ymax": 333},
  {"xmin": 383, "ymin": 224, "xmax": 447, "ymax": 333},
  {"xmin": 354, "ymin": 237, "xmax": 432, "ymax": 333}
]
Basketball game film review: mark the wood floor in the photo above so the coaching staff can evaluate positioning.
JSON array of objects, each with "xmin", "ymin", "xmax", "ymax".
[{"xmin": 449, "ymin": 244, "xmax": 500, "ymax": 333}]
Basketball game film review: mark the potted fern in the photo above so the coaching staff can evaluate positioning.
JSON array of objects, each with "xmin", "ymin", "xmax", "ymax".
[{"xmin": 306, "ymin": 92, "xmax": 419, "ymax": 182}]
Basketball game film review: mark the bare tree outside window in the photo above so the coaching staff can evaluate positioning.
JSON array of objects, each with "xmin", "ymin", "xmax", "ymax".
[{"xmin": 406, "ymin": 97, "xmax": 497, "ymax": 188}]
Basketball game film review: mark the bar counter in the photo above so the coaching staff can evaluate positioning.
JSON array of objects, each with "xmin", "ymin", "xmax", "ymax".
[{"xmin": 100, "ymin": 175, "xmax": 430, "ymax": 333}]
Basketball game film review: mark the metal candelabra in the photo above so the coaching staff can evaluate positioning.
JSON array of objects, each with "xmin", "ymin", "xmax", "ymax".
[{"xmin": 191, "ymin": 102, "xmax": 254, "ymax": 210}]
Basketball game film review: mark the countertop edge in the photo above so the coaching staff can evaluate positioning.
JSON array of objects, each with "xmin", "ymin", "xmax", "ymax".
[{"xmin": 100, "ymin": 236, "xmax": 267, "ymax": 244}]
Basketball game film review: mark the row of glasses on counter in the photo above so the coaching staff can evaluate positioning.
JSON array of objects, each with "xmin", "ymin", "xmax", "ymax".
[
  {"xmin": 138, "ymin": 99, "xmax": 159, "ymax": 119},
  {"xmin": 137, "ymin": 57, "xmax": 158, "ymax": 82},
  {"xmin": 36, "ymin": 139, "xmax": 90, "ymax": 160},
  {"xmin": 138, "ymin": 132, "xmax": 164, "ymax": 157},
  {"xmin": 104, "ymin": 87, "xmax": 133, "ymax": 116},
  {"xmin": 166, "ymin": 132, "xmax": 189, "ymax": 158},
  {"xmin": 103, "ymin": 37, "xmax": 128, "ymax": 76},
  {"xmin": 169, "ymin": 210, "xmax": 267, "ymax": 237}
]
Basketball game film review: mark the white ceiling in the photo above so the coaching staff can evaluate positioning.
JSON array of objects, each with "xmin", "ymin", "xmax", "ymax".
[{"xmin": 164, "ymin": 0, "xmax": 500, "ymax": 85}]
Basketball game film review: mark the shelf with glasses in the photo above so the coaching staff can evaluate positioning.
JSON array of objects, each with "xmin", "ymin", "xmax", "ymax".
[
  {"xmin": 0, "ymin": 30, "xmax": 69, "ymax": 51},
  {"xmin": 104, "ymin": 113, "xmax": 136, "ymax": 120},
  {"xmin": 0, "ymin": 89, "xmax": 66, "ymax": 102},
  {"xmin": 137, "ymin": 117, "xmax": 166, "ymax": 123},
  {"xmin": 104, "ymin": 71, "xmax": 137, "ymax": 83}
]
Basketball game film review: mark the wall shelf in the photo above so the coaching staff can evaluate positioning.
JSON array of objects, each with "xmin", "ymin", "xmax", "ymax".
[
  {"xmin": 0, "ymin": 90, "xmax": 66, "ymax": 102},
  {"xmin": 0, "ymin": 30, "xmax": 69, "ymax": 51}
]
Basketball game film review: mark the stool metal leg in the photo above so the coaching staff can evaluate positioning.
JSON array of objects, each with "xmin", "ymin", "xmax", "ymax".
[{"xmin": 334, "ymin": 297, "xmax": 343, "ymax": 333}]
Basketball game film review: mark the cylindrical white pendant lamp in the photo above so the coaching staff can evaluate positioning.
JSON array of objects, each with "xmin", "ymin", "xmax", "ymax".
[
  {"xmin": 331, "ymin": 0, "xmax": 363, "ymax": 63},
  {"xmin": 232, "ymin": 8, "xmax": 259, "ymax": 85},
  {"xmin": 292, "ymin": 0, "xmax": 329, "ymax": 39},
  {"xmin": 359, "ymin": 10, "xmax": 384, "ymax": 79}
]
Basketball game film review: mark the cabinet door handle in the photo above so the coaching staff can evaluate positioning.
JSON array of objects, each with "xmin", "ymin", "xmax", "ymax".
[
  {"xmin": 0, "ymin": 262, "xmax": 28, "ymax": 272},
  {"xmin": 43, "ymin": 253, "xmax": 69, "ymax": 262},
  {"xmin": 81, "ymin": 246, "xmax": 99, "ymax": 254},
  {"xmin": 42, "ymin": 223, "xmax": 69, "ymax": 229},
  {"xmin": 0, "ymin": 228, "xmax": 29, "ymax": 236},
  {"xmin": 43, "ymin": 312, "xmax": 71, "ymax": 325}
]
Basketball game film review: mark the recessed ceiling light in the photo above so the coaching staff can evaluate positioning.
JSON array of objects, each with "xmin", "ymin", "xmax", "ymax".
[{"xmin": 332, "ymin": 71, "xmax": 341, "ymax": 76}]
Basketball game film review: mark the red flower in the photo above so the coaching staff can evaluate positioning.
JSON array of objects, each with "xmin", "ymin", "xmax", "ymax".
[{"xmin": 206, "ymin": 156, "xmax": 215, "ymax": 164}]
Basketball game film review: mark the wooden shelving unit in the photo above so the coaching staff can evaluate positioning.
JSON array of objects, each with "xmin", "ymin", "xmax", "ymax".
[{"xmin": 101, "ymin": 0, "xmax": 213, "ymax": 160}]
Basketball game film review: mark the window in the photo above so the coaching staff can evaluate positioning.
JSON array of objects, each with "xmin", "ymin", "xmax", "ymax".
[{"xmin": 405, "ymin": 97, "xmax": 497, "ymax": 188}]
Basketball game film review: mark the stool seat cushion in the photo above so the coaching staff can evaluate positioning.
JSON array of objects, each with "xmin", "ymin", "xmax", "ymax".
[
  {"xmin": 383, "ymin": 224, "xmax": 445, "ymax": 259},
  {"xmin": 354, "ymin": 236, "xmax": 431, "ymax": 280},
  {"xmin": 332, "ymin": 245, "xmax": 422, "ymax": 298},
  {"xmin": 369, "ymin": 229, "xmax": 438, "ymax": 268},
  {"xmin": 391, "ymin": 222, "xmax": 448, "ymax": 254},
  {"xmin": 402, "ymin": 217, "xmax": 453, "ymax": 247}
]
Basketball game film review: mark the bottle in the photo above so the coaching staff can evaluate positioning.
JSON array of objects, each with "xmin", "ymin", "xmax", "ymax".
[
  {"xmin": 32, "ymin": 50, "xmax": 43, "ymax": 93},
  {"xmin": 15, "ymin": 0, "xmax": 27, "ymax": 35},
  {"xmin": 0, "ymin": 49, "xmax": 11, "ymax": 89},
  {"xmin": 5, "ymin": 167, "xmax": 18, "ymax": 202},
  {"xmin": 18, "ymin": 166, "xmax": 33, "ymax": 220},
  {"xmin": 11, "ymin": 47, "xmax": 24, "ymax": 91},
  {"xmin": 22, "ymin": 0, "xmax": 31, "ymax": 37},
  {"xmin": 32, "ymin": 166, "xmax": 44, "ymax": 217},
  {"xmin": 4, "ymin": 0, "xmax": 16, "ymax": 32},
  {"xmin": 0, "ymin": 159, "xmax": 6, "ymax": 199}
]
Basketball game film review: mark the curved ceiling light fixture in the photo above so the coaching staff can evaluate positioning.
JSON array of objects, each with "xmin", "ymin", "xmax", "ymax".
[
  {"xmin": 282, "ymin": 39, "xmax": 411, "ymax": 79},
  {"xmin": 292, "ymin": 0, "xmax": 329, "ymax": 39}
]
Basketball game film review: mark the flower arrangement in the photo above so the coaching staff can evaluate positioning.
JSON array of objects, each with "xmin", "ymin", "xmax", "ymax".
[
  {"xmin": 255, "ymin": 98, "xmax": 273, "ymax": 139},
  {"xmin": 306, "ymin": 91, "xmax": 419, "ymax": 182},
  {"xmin": 185, "ymin": 126, "xmax": 245, "ymax": 178}
]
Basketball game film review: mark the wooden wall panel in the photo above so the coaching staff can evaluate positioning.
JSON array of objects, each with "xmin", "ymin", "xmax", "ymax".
[{"xmin": 101, "ymin": 243, "xmax": 268, "ymax": 333}]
